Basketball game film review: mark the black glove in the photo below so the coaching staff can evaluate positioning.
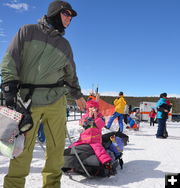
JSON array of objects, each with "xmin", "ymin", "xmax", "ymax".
[
  {"xmin": 16, "ymin": 99, "xmax": 33, "ymax": 134},
  {"xmin": 1, "ymin": 80, "xmax": 19, "ymax": 109},
  {"xmin": 19, "ymin": 112, "xmax": 33, "ymax": 133}
]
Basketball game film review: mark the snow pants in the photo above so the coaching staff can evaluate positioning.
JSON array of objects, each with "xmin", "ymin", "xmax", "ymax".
[
  {"xmin": 156, "ymin": 118, "xmax": 166, "ymax": 137},
  {"xmin": 150, "ymin": 117, "xmax": 155, "ymax": 126},
  {"xmin": 3, "ymin": 96, "xmax": 67, "ymax": 188},
  {"xmin": 106, "ymin": 112, "xmax": 124, "ymax": 132}
]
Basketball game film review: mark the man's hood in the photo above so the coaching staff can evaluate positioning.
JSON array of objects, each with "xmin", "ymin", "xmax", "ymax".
[{"xmin": 38, "ymin": 16, "xmax": 65, "ymax": 36}]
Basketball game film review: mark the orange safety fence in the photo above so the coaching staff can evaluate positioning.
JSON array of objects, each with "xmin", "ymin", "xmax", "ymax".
[{"xmin": 98, "ymin": 99, "xmax": 116, "ymax": 122}]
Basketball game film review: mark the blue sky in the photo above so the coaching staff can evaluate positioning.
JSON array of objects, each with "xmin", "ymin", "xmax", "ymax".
[{"xmin": 0, "ymin": 0, "xmax": 180, "ymax": 97}]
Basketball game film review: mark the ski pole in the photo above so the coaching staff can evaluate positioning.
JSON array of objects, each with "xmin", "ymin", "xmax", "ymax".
[
  {"xmin": 95, "ymin": 84, "xmax": 98, "ymax": 95},
  {"xmin": 66, "ymin": 127, "xmax": 91, "ymax": 178},
  {"xmin": 95, "ymin": 84, "xmax": 99, "ymax": 101}
]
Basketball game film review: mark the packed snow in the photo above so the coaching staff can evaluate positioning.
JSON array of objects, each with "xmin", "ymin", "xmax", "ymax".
[{"xmin": 0, "ymin": 120, "xmax": 180, "ymax": 188}]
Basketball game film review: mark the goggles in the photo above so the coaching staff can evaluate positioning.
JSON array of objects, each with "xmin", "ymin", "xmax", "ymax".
[{"xmin": 61, "ymin": 9, "xmax": 72, "ymax": 18}]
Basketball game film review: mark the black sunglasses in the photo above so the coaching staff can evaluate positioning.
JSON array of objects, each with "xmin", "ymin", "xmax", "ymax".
[{"xmin": 61, "ymin": 9, "xmax": 72, "ymax": 17}]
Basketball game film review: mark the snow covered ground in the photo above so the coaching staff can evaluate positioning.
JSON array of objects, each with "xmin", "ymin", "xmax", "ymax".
[{"xmin": 0, "ymin": 121, "xmax": 180, "ymax": 188}]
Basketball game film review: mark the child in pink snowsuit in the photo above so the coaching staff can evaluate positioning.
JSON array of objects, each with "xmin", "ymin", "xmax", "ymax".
[{"xmin": 72, "ymin": 100, "xmax": 112, "ymax": 165}]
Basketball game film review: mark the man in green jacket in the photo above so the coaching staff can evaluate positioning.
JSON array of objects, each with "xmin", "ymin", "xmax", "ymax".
[
  {"xmin": 1, "ymin": 1, "xmax": 86, "ymax": 187},
  {"xmin": 106, "ymin": 92, "xmax": 127, "ymax": 132}
]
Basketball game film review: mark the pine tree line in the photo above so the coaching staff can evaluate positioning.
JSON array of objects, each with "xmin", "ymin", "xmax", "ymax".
[{"xmin": 68, "ymin": 95, "xmax": 180, "ymax": 114}]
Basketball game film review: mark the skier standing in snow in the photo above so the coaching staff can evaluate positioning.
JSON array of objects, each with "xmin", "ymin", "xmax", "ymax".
[
  {"xmin": 106, "ymin": 92, "xmax": 127, "ymax": 132},
  {"xmin": 156, "ymin": 93, "xmax": 171, "ymax": 139},
  {"xmin": 1, "ymin": 1, "xmax": 86, "ymax": 187}
]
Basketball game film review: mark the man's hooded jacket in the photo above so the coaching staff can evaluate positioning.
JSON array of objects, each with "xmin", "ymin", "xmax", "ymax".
[{"xmin": 1, "ymin": 16, "xmax": 83, "ymax": 106}]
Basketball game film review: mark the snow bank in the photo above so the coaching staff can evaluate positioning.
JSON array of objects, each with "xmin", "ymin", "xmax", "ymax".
[{"xmin": 0, "ymin": 121, "xmax": 180, "ymax": 188}]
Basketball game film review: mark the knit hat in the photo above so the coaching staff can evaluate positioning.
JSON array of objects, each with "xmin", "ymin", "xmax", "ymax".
[
  {"xmin": 119, "ymin": 91, "xmax": 123, "ymax": 96},
  {"xmin": 162, "ymin": 92, "xmax": 167, "ymax": 97},
  {"xmin": 86, "ymin": 100, "xmax": 99, "ymax": 109},
  {"xmin": 160, "ymin": 92, "xmax": 167, "ymax": 98},
  {"xmin": 47, "ymin": 0, "xmax": 77, "ymax": 18}
]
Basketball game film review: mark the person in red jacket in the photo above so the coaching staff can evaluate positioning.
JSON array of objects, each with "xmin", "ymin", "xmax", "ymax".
[{"xmin": 149, "ymin": 108, "xmax": 157, "ymax": 126}]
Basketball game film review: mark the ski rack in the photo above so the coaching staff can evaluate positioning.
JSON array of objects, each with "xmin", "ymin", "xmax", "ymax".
[{"xmin": 66, "ymin": 128, "xmax": 92, "ymax": 178}]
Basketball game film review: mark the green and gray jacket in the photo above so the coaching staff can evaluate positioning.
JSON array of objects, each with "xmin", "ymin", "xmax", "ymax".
[{"xmin": 1, "ymin": 16, "xmax": 83, "ymax": 106}]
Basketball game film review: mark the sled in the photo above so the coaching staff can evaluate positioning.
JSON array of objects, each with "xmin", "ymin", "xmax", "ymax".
[
  {"xmin": 126, "ymin": 123, "xmax": 139, "ymax": 131},
  {"xmin": 62, "ymin": 132, "xmax": 128, "ymax": 177}
]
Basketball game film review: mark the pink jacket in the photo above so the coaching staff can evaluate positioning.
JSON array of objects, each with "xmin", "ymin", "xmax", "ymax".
[
  {"xmin": 72, "ymin": 112, "xmax": 112, "ymax": 164},
  {"xmin": 149, "ymin": 111, "xmax": 156, "ymax": 119}
]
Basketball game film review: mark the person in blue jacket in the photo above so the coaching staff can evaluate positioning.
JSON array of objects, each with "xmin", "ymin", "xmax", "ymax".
[{"xmin": 156, "ymin": 93, "xmax": 169, "ymax": 139}]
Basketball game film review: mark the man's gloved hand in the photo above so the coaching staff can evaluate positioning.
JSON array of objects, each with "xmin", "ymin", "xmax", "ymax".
[
  {"xmin": 75, "ymin": 97, "xmax": 86, "ymax": 112},
  {"xmin": 16, "ymin": 98, "xmax": 33, "ymax": 134},
  {"xmin": 19, "ymin": 112, "xmax": 33, "ymax": 133},
  {"xmin": 1, "ymin": 81, "xmax": 33, "ymax": 133},
  {"xmin": 1, "ymin": 80, "xmax": 19, "ymax": 109}
]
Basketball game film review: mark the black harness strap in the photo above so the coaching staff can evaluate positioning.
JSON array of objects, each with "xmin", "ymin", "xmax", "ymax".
[{"xmin": 20, "ymin": 80, "xmax": 73, "ymax": 102}]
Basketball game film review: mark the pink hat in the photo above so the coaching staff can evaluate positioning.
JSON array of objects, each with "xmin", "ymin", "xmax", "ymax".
[{"xmin": 86, "ymin": 100, "xmax": 99, "ymax": 109}]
